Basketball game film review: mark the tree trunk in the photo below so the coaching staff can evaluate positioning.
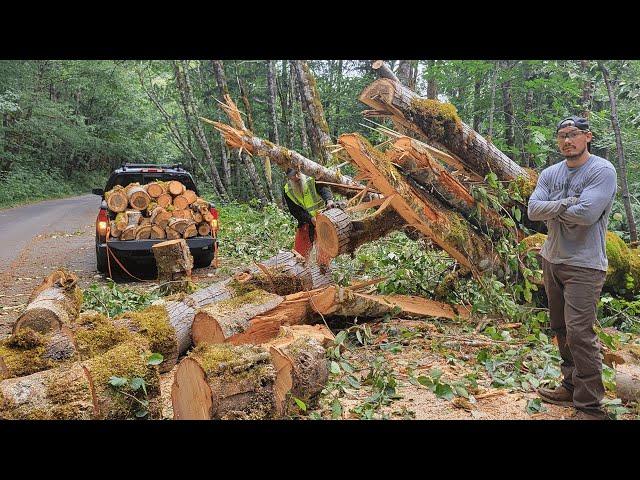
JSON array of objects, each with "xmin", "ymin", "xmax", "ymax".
[
  {"xmin": 152, "ymin": 239, "xmax": 194, "ymax": 292},
  {"xmin": 501, "ymin": 61, "xmax": 515, "ymax": 154},
  {"xmin": 105, "ymin": 186, "xmax": 128, "ymax": 213},
  {"xmin": 522, "ymin": 63, "xmax": 535, "ymax": 168},
  {"xmin": 426, "ymin": 60, "xmax": 438, "ymax": 99},
  {"xmin": 292, "ymin": 60, "xmax": 333, "ymax": 165},
  {"xmin": 397, "ymin": 60, "xmax": 413, "ymax": 87},
  {"xmin": 332, "ymin": 59, "xmax": 344, "ymax": 139},
  {"xmin": 291, "ymin": 61, "xmax": 310, "ymax": 155},
  {"xmin": 265, "ymin": 60, "xmax": 279, "ymax": 201},
  {"xmin": 173, "ymin": 61, "xmax": 228, "ymax": 201},
  {"xmin": 0, "ymin": 337, "xmax": 161, "ymax": 420},
  {"xmin": 372, "ymin": 60, "xmax": 400, "ymax": 82},
  {"xmin": 13, "ymin": 269, "xmax": 83, "ymax": 335},
  {"xmin": 488, "ymin": 62, "xmax": 499, "ymax": 140},
  {"xmin": 238, "ymin": 150, "xmax": 269, "ymax": 204},
  {"xmin": 359, "ymin": 77, "xmax": 534, "ymax": 183},
  {"xmin": 473, "ymin": 74, "xmax": 482, "ymax": 132},
  {"xmin": 581, "ymin": 60, "xmax": 594, "ymax": 119},
  {"xmin": 210, "ymin": 60, "xmax": 233, "ymax": 192},
  {"xmin": 599, "ymin": 61, "xmax": 638, "ymax": 243}
]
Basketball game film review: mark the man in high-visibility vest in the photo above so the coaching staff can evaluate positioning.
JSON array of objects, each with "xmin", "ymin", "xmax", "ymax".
[{"xmin": 283, "ymin": 168, "xmax": 335, "ymax": 266}]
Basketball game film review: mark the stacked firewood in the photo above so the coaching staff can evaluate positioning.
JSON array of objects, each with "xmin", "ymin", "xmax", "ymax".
[{"xmin": 104, "ymin": 180, "xmax": 215, "ymax": 241}]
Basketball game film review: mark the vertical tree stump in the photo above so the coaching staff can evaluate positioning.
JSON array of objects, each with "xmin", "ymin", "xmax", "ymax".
[{"xmin": 152, "ymin": 239, "xmax": 194, "ymax": 295}]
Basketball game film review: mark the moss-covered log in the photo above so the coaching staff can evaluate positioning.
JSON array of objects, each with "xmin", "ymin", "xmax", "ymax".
[
  {"xmin": 0, "ymin": 327, "xmax": 77, "ymax": 380},
  {"xmin": 0, "ymin": 337, "xmax": 161, "ymax": 420},
  {"xmin": 13, "ymin": 269, "xmax": 83, "ymax": 335},
  {"xmin": 171, "ymin": 343, "xmax": 277, "ymax": 420},
  {"xmin": 338, "ymin": 133, "xmax": 503, "ymax": 276},
  {"xmin": 172, "ymin": 326, "xmax": 330, "ymax": 419},
  {"xmin": 522, "ymin": 231, "xmax": 640, "ymax": 296},
  {"xmin": 359, "ymin": 78, "xmax": 535, "ymax": 184}
]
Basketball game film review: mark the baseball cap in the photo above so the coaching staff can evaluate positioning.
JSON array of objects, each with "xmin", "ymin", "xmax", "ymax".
[{"xmin": 556, "ymin": 116, "xmax": 590, "ymax": 133}]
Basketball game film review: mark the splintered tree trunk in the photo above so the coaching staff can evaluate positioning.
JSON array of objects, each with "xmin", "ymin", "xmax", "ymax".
[
  {"xmin": 336, "ymin": 134, "xmax": 500, "ymax": 276},
  {"xmin": 171, "ymin": 343, "xmax": 276, "ymax": 420},
  {"xmin": 292, "ymin": 60, "xmax": 333, "ymax": 165},
  {"xmin": 0, "ymin": 338, "xmax": 161, "ymax": 420},
  {"xmin": 309, "ymin": 285, "xmax": 469, "ymax": 320},
  {"xmin": 13, "ymin": 269, "xmax": 83, "ymax": 334},
  {"xmin": 210, "ymin": 60, "xmax": 233, "ymax": 191},
  {"xmin": 0, "ymin": 326, "xmax": 77, "ymax": 380},
  {"xmin": 359, "ymin": 78, "xmax": 533, "ymax": 183},
  {"xmin": 372, "ymin": 60, "xmax": 400, "ymax": 82},
  {"xmin": 172, "ymin": 326, "xmax": 329, "ymax": 419}
]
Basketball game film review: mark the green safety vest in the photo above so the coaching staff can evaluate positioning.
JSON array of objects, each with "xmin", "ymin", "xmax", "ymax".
[{"xmin": 284, "ymin": 176, "xmax": 325, "ymax": 217}]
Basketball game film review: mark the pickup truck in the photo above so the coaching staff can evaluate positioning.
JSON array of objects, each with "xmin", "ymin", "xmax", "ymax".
[{"xmin": 92, "ymin": 163, "xmax": 218, "ymax": 274}]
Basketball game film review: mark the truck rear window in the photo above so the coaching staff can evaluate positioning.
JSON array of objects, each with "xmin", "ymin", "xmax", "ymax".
[{"xmin": 106, "ymin": 173, "xmax": 198, "ymax": 194}]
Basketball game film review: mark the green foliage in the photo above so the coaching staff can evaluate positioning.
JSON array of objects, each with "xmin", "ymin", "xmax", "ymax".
[
  {"xmin": 108, "ymin": 374, "xmax": 152, "ymax": 418},
  {"xmin": 598, "ymin": 294, "xmax": 640, "ymax": 333},
  {"xmin": 82, "ymin": 279, "xmax": 162, "ymax": 317}
]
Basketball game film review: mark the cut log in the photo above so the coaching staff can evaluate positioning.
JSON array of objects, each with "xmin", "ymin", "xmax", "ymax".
[
  {"xmin": 316, "ymin": 207, "xmax": 406, "ymax": 258},
  {"xmin": 150, "ymin": 207, "xmax": 172, "ymax": 227},
  {"xmin": 146, "ymin": 182, "xmax": 165, "ymax": 198},
  {"xmin": 168, "ymin": 218, "xmax": 190, "ymax": 235},
  {"xmin": 338, "ymin": 134, "xmax": 500, "ymax": 275},
  {"xmin": 371, "ymin": 60, "xmax": 401, "ymax": 82},
  {"xmin": 171, "ymin": 343, "xmax": 276, "ymax": 420},
  {"xmin": 0, "ymin": 326, "xmax": 77, "ymax": 380},
  {"xmin": 157, "ymin": 193, "xmax": 172, "ymax": 208},
  {"xmin": 109, "ymin": 221, "xmax": 122, "ymax": 239},
  {"xmin": 120, "ymin": 225, "xmax": 137, "ymax": 241},
  {"xmin": 13, "ymin": 269, "xmax": 83, "ymax": 335},
  {"xmin": 197, "ymin": 223, "xmax": 211, "ymax": 236},
  {"xmin": 150, "ymin": 224, "xmax": 166, "ymax": 240},
  {"xmin": 127, "ymin": 186, "xmax": 151, "ymax": 211},
  {"xmin": 265, "ymin": 326, "xmax": 329, "ymax": 416},
  {"xmin": 135, "ymin": 225, "xmax": 152, "ymax": 240},
  {"xmin": 165, "ymin": 227, "xmax": 181, "ymax": 240},
  {"xmin": 152, "ymin": 239, "xmax": 193, "ymax": 282},
  {"xmin": 183, "ymin": 224, "xmax": 197, "ymax": 239},
  {"xmin": 173, "ymin": 195, "xmax": 190, "ymax": 210},
  {"xmin": 126, "ymin": 210, "xmax": 142, "ymax": 227},
  {"xmin": 183, "ymin": 189, "xmax": 198, "ymax": 204},
  {"xmin": 168, "ymin": 180, "xmax": 185, "ymax": 196},
  {"xmin": 105, "ymin": 186, "xmax": 128, "ymax": 213},
  {"xmin": 193, "ymin": 212, "xmax": 203, "ymax": 224},
  {"xmin": 114, "ymin": 212, "xmax": 129, "ymax": 230},
  {"xmin": 0, "ymin": 337, "xmax": 161, "ymax": 420},
  {"xmin": 359, "ymin": 78, "xmax": 535, "ymax": 183},
  {"xmin": 309, "ymin": 285, "xmax": 470, "ymax": 320},
  {"xmin": 616, "ymin": 363, "xmax": 640, "ymax": 404},
  {"xmin": 192, "ymin": 290, "xmax": 284, "ymax": 345},
  {"xmin": 138, "ymin": 217, "xmax": 151, "ymax": 227}
]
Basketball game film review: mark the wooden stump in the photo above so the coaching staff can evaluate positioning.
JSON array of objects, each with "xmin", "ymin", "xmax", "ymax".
[
  {"xmin": 13, "ymin": 269, "xmax": 83, "ymax": 335},
  {"xmin": 183, "ymin": 189, "xmax": 198, "ymax": 204},
  {"xmin": 168, "ymin": 180, "xmax": 185, "ymax": 196},
  {"xmin": 150, "ymin": 207, "xmax": 172, "ymax": 228},
  {"xmin": 183, "ymin": 224, "xmax": 197, "ymax": 239},
  {"xmin": 167, "ymin": 218, "xmax": 190, "ymax": 235},
  {"xmin": 146, "ymin": 182, "xmax": 165, "ymax": 198},
  {"xmin": 135, "ymin": 225, "xmax": 152, "ymax": 239},
  {"xmin": 157, "ymin": 193, "xmax": 172, "ymax": 208},
  {"xmin": 173, "ymin": 195, "xmax": 190, "ymax": 210},
  {"xmin": 120, "ymin": 225, "xmax": 137, "ymax": 240},
  {"xmin": 197, "ymin": 223, "xmax": 211, "ymax": 236},
  {"xmin": 152, "ymin": 239, "xmax": 194, "ymax": 294}
]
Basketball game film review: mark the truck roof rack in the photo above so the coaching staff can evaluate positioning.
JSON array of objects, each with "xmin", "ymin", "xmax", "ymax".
[{"xmin": 120, "ymin": 162, "xmax": 184, "ymax": 170}]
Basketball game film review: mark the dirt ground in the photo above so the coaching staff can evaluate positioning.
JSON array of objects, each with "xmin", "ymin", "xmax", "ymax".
[{"xmin": 1, "ymin": 197, "xmax": 636, "ymax": 421}]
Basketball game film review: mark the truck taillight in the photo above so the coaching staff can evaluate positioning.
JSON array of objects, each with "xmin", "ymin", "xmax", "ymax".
[
  {"xmin": 209, "ymin": 206, "xmax": 219, "ymax": 234},
  {"xmin": 97, "ymin": 209, "xmax": 108, "ymax": 238}
]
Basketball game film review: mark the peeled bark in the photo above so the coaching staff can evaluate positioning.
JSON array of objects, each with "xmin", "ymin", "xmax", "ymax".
[
  {"xmin": 0, "ymin": 337, "xmax": 161, "ymax": 420},
  {"xmin": 359, "ymin": 78, "xmax": 533, "ymax": 183},
  {"xmin": 13, "ymin": 269, "xmax": 83, "ymax": 335}
]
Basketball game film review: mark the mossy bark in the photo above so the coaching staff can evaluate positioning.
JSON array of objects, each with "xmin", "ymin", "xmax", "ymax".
[{"xmin": 0, "ymin": 337, "xmax": 161, "ymax": 420}]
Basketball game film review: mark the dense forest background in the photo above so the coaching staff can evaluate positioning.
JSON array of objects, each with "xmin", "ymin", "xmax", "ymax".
[{"xmin": 0, "ymin": 59, "xmax": 638, "ymax": 239}]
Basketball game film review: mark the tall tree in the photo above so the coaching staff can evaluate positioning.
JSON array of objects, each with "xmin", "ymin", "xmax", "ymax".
[
  {"xmin": 173, "ymin": 60, "xmax": 228, "ymax": 200},
  {"xmin": 598, "ymin": 61, "xmax": 638, "ymax": 242},
  {"xmin": 580, "ymin": 60, "xmax": 594, "ymax": 119},
  {"xmin": 265, "ymin": 60, "xmax": 279, "ymax": 201},
  {"xmin": 501, "ymin": 60, "xmax": 516, "ymax": 154},
  {"xmin": 292, "ymin": 60, "xmax": 333, "ymax": 165},
  {"xmin": 210, "ymin": 60, "xmax": 233, "ymax": 192}
]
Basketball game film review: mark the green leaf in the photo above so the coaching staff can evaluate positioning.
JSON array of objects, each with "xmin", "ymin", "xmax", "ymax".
[
  {"xmin": 334, "ymin": 330, "xmax": 347, "ymax": 345},
  {"xmin": 434, "ymin": 383, "xmax": 455, "ymax": 400},
  {"xmin": 135, "ymin": 409, "xmax": 149, "ymax": 418},
  {"xmin": 330, "ymin": 361, "xmax": 341, "ymax": 375},
  {"xmin": 346, "ymin": 375, "xmax": 361, "ymax": 389},
  {"xmin": 454, "ymin": 385, "xmax": 469, "ymax": 398},
  {"xmin": 417, "ymin": 376, "xmax": 435, "ymax": 390},
  {"xmin": 340, "ymin": 361, "xmax": 354, "ymax": 374},
  {"xmin": 293, "ymin": 397, "xmax": 307, "ymax": 412},
  {"xmin": 130, "ymin": 377, "xmax": 146, "ymax": 395},
  {"xmin": 146, "ymin": 353, "xmax": 164, "ymax": 366},
  {"xmin": 526, "ymin": 398, "xmax": 547, "ymax": 414},
  {"xmin": 109, "ymin": 376, "xmax": 127, "ymax": 388},
  {"xmin": 514, "ymin": 208, "xmax": 522, "ymax": 222},
  {"xmin": 330, "ymin": 398, "xmax": 342, "ymax": 419}
]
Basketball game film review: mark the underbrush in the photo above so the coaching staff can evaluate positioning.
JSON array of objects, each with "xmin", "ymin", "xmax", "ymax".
[{"xmin": 0, "ymin": 166, "xmax": 106, "ymax": 209}]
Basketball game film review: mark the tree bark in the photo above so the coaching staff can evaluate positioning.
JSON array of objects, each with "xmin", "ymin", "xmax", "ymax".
[
  {"xmin": 500, "ymin": 61, "xmax": 515, "ymax": 154},
  {"xmin": 292, "ymin": 60, "xmax": 333, "ymax": 165},
  {"xmin": 580, "ymin": 60, "xmax": 594, "ymax": 119},
  {"xmin": 359, "ymin": 77, "xmax": 534, "ymax": 183},
  {"xmin": 599, "ymin": 61, "xmax": 638, "ymax": 243},
  {"xmin": 265, "ymin": 60, "xmax": 279, "ymax": 199},
  {"xmin": 426, "ymin": 60, "xmax": 438, "ymax": 99},
  {"xmin": 210, "ymin": 60, "xmax": 233, "ymax": 191}
]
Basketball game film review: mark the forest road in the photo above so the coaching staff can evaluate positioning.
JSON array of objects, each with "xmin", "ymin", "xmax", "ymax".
[{"xmin": 0, "ymin": 194, "xmax": 100, "ymax": 338}]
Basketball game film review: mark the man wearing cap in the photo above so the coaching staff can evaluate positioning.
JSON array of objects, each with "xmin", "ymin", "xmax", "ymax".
[
  {"xmin": 283, "ymin": 168, "xmax": 335, "ymax": 265},
  {"xmin": 528, "ymin": 116, "xmax": 617, "ymax": 420}
]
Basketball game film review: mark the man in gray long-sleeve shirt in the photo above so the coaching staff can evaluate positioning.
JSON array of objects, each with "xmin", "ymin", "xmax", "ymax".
[{"xmin": 528, "ymin": 116, "xmax": 617, "ymax": 420}]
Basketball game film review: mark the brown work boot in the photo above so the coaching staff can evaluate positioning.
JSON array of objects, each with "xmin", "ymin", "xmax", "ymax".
[
  {"xmin": 537, "ymin": 385, "xmax": 573, "ymax": 407},
  {"xmin": 572, "ymin": 409, "xmax": 609, "ymax": 420}
]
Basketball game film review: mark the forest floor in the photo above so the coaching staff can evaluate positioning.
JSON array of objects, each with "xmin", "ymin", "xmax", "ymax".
[{"xmin": 1, "ymin": 196, "xmax": 637, "ymax": 420}]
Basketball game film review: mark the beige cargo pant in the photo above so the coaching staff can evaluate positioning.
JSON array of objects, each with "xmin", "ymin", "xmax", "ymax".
[{"xmin": 542, "ymin": 258, "xmax": 607, "ymax": 414}]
